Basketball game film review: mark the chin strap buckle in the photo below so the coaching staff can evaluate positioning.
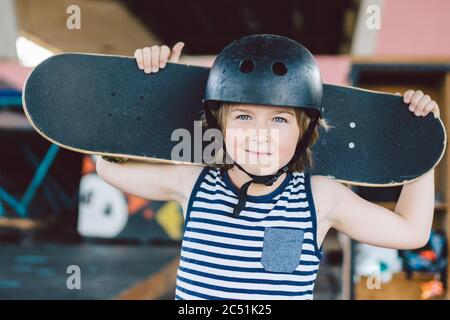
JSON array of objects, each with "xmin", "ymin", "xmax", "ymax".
[{"xmin": 264, "ymin": 166, "xmax": 289, "ymax": 186}]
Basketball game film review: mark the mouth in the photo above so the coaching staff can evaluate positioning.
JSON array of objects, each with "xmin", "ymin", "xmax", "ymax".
[{"xmin": 245, "ymin": 149, "xmax": 272, "ymax": 156}]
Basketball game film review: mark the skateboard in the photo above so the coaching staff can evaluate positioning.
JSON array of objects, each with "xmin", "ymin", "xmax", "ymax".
[{"xmin": 22, "ymin": 53, "xmax": 447, "ymax": 186}]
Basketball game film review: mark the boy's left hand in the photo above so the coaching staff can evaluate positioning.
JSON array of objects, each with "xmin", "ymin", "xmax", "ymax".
[{"xmin": 396, "ymin": 90, "xmax": 440, "ymax": 118}]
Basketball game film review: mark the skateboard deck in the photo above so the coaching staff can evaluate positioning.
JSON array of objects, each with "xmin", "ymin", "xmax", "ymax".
[{"xmin": 23, "ymin": 53, "xmax": 447, "ymax": 186}]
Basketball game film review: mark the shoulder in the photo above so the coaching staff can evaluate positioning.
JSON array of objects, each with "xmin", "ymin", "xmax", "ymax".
[
  {"xmin": 176, "ymin": 165, "xmax": 219, "ymax": 196},
  {"xmin": 310, "ymin": 174, "xmax": 338, "ymax": 192},
  {"xmin": 176, "ymin": 164, "xmax": 207, "ymax": 187},
  {"xmin": 310, "ymin": 174, "xmax": 349, "ymax": 193},
  {"xmin": 309, "ymin": 174, "xmax": 346, "ymax": 222},
  {"xmin": 177, "ymin": 163, "xmax": 206, "ymax": 177}
]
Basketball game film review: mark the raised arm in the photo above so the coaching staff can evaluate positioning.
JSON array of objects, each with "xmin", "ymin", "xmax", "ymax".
[
  {"xmin": 324, "ymin": 90, "xmax": 439, "ymax": 249},
  {"xmin": 96, "ymin": 158, "xmax": 203, "ymax": 207},
  {"xmin": 323, "ymin": 170, "xmax": 434, "ymax": 249}
]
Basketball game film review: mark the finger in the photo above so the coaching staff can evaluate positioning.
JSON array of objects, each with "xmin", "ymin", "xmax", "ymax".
[
  {"xmin": 420, "ymin": 100, "xmax": 435, "ymax": 116},
  {"xmin": 395, "ymin": 92, "xmax": 402, "ymax": 96},
  {"xmin": 422, "ymin": 101, "xmax": 437, "ymax": 117},
  {"xmin": 151, "ymin": 46, "xmax": 160, "ymax": 72},
  {"xmin": 428, "ymin": 101, "xmax": 440, "ymax": 118},
  {"xmin": 134, "ymin": 49, "xmax": 144, "ymax": 70},
  {"xmin": 409, "ymin": 90, "xmax": 424, "ymax": 111},
  {"xmin": 159, "ymin": 45, "xmax": 171, "ymax": 68},
  {"xmin": 415, "ymin": 95, "xmax": 431, "ymax": 116},
  {"xmin": 142, "ymin": 47, "xmax": 152, "ymax": 73},
  {"xmin": 169, "ymin": 42, "xmax": 185, "ymax": 62},
  {"xmin": 403, "ymin": 90, "xmax": 415, "ymax": 103}
]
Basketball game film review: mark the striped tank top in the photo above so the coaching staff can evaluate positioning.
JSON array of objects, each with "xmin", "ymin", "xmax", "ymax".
[{"xmin": 175, "ymin": 166, "xmax": 323, "ymax": 300}]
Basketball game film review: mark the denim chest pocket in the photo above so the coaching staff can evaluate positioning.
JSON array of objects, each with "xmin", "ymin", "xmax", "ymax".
[{"xmin": 261, "ymin": 227, "xmax": 305, "ymax": 273}]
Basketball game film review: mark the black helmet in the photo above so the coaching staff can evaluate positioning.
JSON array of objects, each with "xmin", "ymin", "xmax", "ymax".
[
  {"xmin": 202, "ymin": 34, "xmax": 322, "ymax": 218},
  {"xmin": 203, "ymin": 34, "xmax": 323, "ymax": 117}
]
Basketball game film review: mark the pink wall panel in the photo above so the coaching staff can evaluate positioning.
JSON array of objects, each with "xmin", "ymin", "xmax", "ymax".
[
  {"xmin": 376, "ymin": 0, "xmax": 450, "ymax": 55},
  {"xmin": 0, "ymin": 60, "xmax": 32, "ymax": 89},
  {"xmin": 316, "ymin": 55, "xmax": 351, "ymax": 86}
]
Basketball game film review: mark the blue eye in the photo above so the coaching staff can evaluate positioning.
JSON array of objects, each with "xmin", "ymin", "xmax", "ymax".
[
  {"xmin": 273, "ymin": 116, "xmax": 287, "ymax": 123},
  {"xmin": 237, "ymin": 114, "xmax": 251, "ymax": 120}
]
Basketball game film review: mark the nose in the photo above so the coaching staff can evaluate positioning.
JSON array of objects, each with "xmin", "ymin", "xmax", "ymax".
[
  {"xmin": 248, "ymin": 126, "xmax": 270, "ymax": 143},
  {"xmin": 247, "ymin": 129, "xmax": 271, "ymax": 152}
]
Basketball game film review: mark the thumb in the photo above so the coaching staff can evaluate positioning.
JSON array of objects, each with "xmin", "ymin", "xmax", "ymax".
[{"xmin": 169, "ymin": 42, "xmax": 185, "ymax": 63}]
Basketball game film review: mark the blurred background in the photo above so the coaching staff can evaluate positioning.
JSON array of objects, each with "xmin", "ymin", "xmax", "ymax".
[{"xmin": 1, "ymin": 0, "xmax": 450, "ymax": 300}]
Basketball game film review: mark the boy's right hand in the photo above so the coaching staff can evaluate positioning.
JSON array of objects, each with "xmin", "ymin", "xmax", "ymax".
[{"xmin": 134, "ymin": 42, "xmax": 185, "ymax": 74}]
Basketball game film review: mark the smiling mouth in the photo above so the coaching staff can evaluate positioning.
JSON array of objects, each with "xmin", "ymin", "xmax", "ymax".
[{"xmin": 245, "ymin": 149, "xmax": 272, "ymax": 156}]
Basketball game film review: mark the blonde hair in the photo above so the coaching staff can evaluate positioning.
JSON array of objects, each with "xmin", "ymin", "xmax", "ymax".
[{"xmin": 202, "ymin": 102, "xmax": 331, "ymax": 173}]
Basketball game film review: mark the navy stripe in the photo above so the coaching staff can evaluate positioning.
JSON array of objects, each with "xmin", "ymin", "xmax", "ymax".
[
  {"xmin": 194, "ymin": 196, "xmax": 312, "ymax": 213},
  {"xmin": 183, "ymin": 167, "xmax": 210, "ymax": 235},
  {"xmin": 185, "ymin": 226, "xmax": 263, "ymax": 241},
  {"xmin": 197, "ymin": 187, "xmax": 309, "ymax": 204},
  {"xmin": 190, "ymin": 206, "xmax": 314, "ymax": 223},
  {"xmin": 201, "ymin": 177, "xmax": 307, "ymax": 194},
  {"xmin": 304, "ymin": 172, "xmax": 323, "ymax": 259},
  {"xmin": 176, "ymin": 275, "xmax": 314, "ymax": 296},
  {"xmin": 178, "ymin": 266, "xmax": 315, "ymax": 287},
  {"xmin": 183, "ymin": 235, "xmax": 320, "ymax": 263},
  {"xmin": 183, "ymin": 231, "xmax": 319, "ymax": 249},
  {"xmin": 189, "ymin": 216, "xmax": 316, "ymax": 234},
  {"xmin": 183, "ymin": 236, "xmax": 261, "ymax": 252},
  {"xmin": 181, "ymin": 246, "xmax": 320, "ymax": 264},
  {"xmin": 184, "ymin": 226, "xmax": 318, "ymax": 249},
  {"xmin": 203, "ymin": 174, "xmax": 306, "ymax": 188},
  {"xmin": 180, "ymin": 255, "xmax": 320, "ymax": 273},
  {"xmin": 190, "ymin": 216, "xmax": 264, "ymax": 231},
  {"xmin": 182, "ymin": 246, "xmax": 261, "ymax": 261},
  {"xmin": 176, "ymin": 286, "xmax": 231, "ymax": 300},
  {"xmin": 203, "ymin": 174, "xmax": 306, "ymax": 191}
]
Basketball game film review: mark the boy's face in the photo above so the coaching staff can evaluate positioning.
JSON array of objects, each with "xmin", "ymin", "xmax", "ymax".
[{"xmin": 224, "ymin": 104, "xmax": 300, "ymax": 175}]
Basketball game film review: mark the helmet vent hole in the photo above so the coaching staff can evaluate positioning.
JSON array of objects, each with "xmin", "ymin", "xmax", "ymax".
[
  {"xmin": 272, "ymin": 61, "xmax": 287, "ymax": 76},
  {"xmin": 239, "ymin": 59, "xmax": 254, "ymax": 73}
]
